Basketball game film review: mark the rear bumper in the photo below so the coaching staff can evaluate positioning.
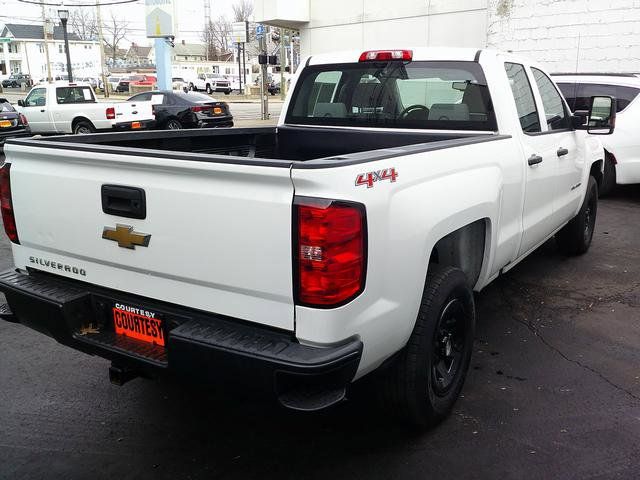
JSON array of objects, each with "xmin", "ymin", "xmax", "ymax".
[
  {"xmin": 0, "ymin": 269, "xmax": 362, "ymax": 410},
  {"xmin": 199, "ymin": 116, "xmax": 234, "ymax": 128},
  {"xmin": 112, "ymin": 120, "xmax": 156, "ymax": 131}
]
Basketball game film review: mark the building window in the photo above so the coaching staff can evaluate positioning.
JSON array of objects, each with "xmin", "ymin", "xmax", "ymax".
[
  {"xmin": 8, "ymin": 43, "xmax": 19, "ymax": 54},
  {"xmin": 0, "ymin": 44, "xmax": 3, "ymax": 53},
  {"xmin": 38, "ymin": 43, "xmax": 44, "ymax": 53}
]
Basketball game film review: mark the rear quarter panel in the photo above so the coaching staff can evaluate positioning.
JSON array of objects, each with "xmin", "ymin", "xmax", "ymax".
[{"xmin": 291, "ymin": 136, "xmax": 524, "ymax": 377}]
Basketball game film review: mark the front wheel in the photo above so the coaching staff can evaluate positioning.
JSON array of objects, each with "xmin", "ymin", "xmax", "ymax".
[
  {"xmin": 189, "ymin": 83, "xmax": 195, "ymax": 91},
  {"xmin": 380, "ymin": 265, "xmax": 475, "ymax": 429},
  {"xmin": 556, "ymin": 175, "xmax": 598, "ymax": 255},
  {"xmin": 206, "ymin": 85, "xmax": 213, "ymax": 94}
]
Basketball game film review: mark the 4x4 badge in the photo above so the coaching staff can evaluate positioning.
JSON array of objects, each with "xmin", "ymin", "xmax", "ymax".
[{"xmin": 102, "ymin": 224, "xmax": 151, "ymax": 249}]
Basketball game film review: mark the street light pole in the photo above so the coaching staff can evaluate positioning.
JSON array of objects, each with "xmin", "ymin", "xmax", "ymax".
[{"xmin": 58, "ymin": 9, "xmax": 73, "ymax": 82}]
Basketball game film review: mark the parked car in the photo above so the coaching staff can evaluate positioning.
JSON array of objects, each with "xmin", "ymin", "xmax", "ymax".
[
  {"xmin": 107, "ymin": 76, "xmax": 122, "ymax": 92},
  {"xmin": 188, "ymin": 73, "xmax": 232, "ymax": 95},
  {"xmin": 128, "ymin": 90, "xmax": 233, "ymax": 129},
  {"xmin": 171, "ymin": 77, "xmax": 188, "ymax": 92},
  {"xmin": 267, "ymin": 81, "xmax": 280, "ymax": 96},
  {"xmin": 116, "ymin": 75, "xmax": 157, "ymax": 93},
  {"xmin": 0, "ymin": 97, "xmax": 30, "ymax": 151},
  {"xmin": 17, "ymin": 82, "xmax": 155, "ymax": 134},
  {"xmin": 0, "ymin": 48, "xmax": 614, "ymax": 429},
  {"xmin": 2, "ymin": 73, "xmax": 32, "ymax": 88},
  {"xmin": 552, "ymin": 73, "xmax": 640, "ymax": 195},
  {"xmin": 80, "ymin": 77, "xmax": 104, "ymax": 91}
]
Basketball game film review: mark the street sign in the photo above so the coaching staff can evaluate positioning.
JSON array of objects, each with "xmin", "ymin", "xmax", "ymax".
[
  {"xmin": 145, "ymin": 0, "xmax": 176, "ymax": 38},
  {"xmin": 0, "ymin": 38, "xmax": 11, "ymax": 43},
  {"xmin": 231, "ymin": 21, "xmax": 247, "ymax": 44},
  {"xmin": 256, "ymin": 24, "xmax": 266, "ymax": 38}
]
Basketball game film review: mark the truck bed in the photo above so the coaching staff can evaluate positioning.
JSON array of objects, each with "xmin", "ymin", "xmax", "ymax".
[{"xmin": 9, "ymin": 126, "xmax": 503, "ymax": 167}]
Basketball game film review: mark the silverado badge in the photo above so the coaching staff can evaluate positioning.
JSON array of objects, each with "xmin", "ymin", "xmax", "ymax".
[{"xmin": 102, "ymin": 224, "xmax": 151, "ymax": 249}]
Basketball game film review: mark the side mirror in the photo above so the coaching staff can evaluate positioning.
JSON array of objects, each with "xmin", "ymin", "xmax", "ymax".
[
  {"xmin": 17, "ymin": 99, "xmax": 25, "ymax": 107},
  {"xmin": 573, "ymin": 96, "xmax": 616, "ymax": 135}
]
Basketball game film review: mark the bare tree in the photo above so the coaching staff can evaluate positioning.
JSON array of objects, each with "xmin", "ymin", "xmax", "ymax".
[
  {"xmin": 102, "ymin": 12, "xmax": 129, "ymax": 65},
  {"xmin": 69, "ymin": 9, "xmax": 97, "ymax": 41},
  {"xmin": 201, "ymin": 16, "xmax": 231, "ymax": 60},
  {"xmin": 231, "ymin": 0, "xmax": 253, "ymax": 22}
]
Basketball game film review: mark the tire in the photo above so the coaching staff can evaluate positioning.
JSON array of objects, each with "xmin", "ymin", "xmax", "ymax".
[
  {"xmin": 206, "ymin": 85, "xmax": 213, "ymax": 94},
  {"xmin": 556, "ymin": 175, "xmax": 598, "ymax": 256},
  {"xmin": 224, "ymin": 90, "xmax": 231, "ymax": 95},
  {"xmin": 165, "ymin": 118, "xmax": 182, "ymax": 130},
  {"xmin": 73, "ymin": 120, "xmax": 95, "ymax": 134},
  {"xmin": 599, "ymin": 156, "xmax": 616, "ymax": 197},
  {"xmin": 380, "ymin": 265, "xmax": 475, "ymax": 429},
  {"xmin": 189, "ymin": 83, "xmax": 195, "ymax": 92}
]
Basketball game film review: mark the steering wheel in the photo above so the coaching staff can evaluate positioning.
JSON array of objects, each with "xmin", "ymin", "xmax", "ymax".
[{"xmin": 399, "ymin": 104, "xmax": 429, "ymax": 119}]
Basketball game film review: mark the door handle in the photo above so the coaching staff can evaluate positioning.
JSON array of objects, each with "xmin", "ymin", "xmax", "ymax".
[
  {"xmin": 528, "ymin": 154, "xmax": 543, "ymax": 166},
  {"xmin": 557, "ymin": 147, "xmax": 569, "ymax": 157}
]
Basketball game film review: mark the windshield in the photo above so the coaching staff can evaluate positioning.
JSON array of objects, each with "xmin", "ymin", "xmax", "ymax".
[{"xmin": 286, "ymin": 60, "xmax": 496, "ymax": 131}]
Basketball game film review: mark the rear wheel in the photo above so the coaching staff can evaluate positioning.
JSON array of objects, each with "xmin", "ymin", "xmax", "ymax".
[
  {"xmin": 556, "ymin": 175, "xmax": 598, "ymax": 255},
  {"xmin": 380, "ymin": 265, "xmax": 475, "ymax": 429},
  {"xmin": 599, "ymin": 156, "xmax": 616, "ymax": 197},
  {"xmin": 73, "ymin": 120, "xmax": 95, "ymax": 134},
  {"xmin": 206, "ymin": 84, "xmax": 213, "ymax": 94},
  {"xmin": 165, "ymin": 118, "xmax": 182, "ymax": 130},
  {"xmin": 188, "ymin": 83, "xmax": 195, "ymax": 91}
]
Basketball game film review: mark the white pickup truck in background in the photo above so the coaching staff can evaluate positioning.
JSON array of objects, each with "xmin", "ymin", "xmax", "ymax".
[
  {"xmin": 16, "ymin": 82, "xmax": 156, "ymax": 134},
  {"xmin": 0, "ymin": 48, "xmax": 615, "ymax": 428}
]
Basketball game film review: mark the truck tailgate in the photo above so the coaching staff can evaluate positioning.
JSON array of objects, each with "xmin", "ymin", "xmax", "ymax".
[
  {"xmin": 5, "ymin": 143, "xmax": 295, "ymax": 330},
  {"xmin": 116, "ymin": 100, "xmax": 154, "ymax": 122}
]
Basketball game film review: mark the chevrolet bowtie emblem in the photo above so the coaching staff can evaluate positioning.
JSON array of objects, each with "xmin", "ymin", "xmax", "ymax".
[{"xmin": 102, "ymin": 224, "xmax": 151, "ymax": 249}]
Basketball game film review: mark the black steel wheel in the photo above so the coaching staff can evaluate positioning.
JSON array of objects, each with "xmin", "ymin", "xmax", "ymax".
[
  {"xmin": 556, "ymin": 175, "xmax": 598, "ymax": 255},
  {"xmin": 380, "ymin": 265, "xmax": 475, "ymax": 429}
]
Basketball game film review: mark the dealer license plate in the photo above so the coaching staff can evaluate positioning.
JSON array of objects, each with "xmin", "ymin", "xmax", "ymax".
[
  {"xmin": 131, "ymin": 121, "xmax": 141, "ymax": 129},
  {"xmin": 112, "ymin": 303, "xmax": 165, "ymax": 347}
]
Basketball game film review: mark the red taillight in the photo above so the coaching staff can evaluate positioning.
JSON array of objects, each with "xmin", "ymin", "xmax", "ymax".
[
  {"xmin": 106, "ymin": 107, "xmax": 116, "ymax": 120},
  {"xmin": 0, "ymin": 164, "xmax": 19, "ymax": 244},
  {"xmin": 191, "ymin": 105, "xmax": 211, "ymax": 113},
  {"xmin": 294, "ymin": 197, "xmax": 366, "ymax": 307},
  {"xmin": 19, "ymin": 113, "xmax": 28, "ymax": 126},
  {"xmin": 359, "ymin": 50, "xmax": 413, "ymax": 62}
]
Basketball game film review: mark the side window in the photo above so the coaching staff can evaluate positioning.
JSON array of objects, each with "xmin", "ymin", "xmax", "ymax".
[
  {"xmin": 56, "ymin": 87, "xmax": 95, "ymax": 104},
  {"xmin": 558, "ymin": 82, "xmax": 640, "ymax": 113},
  {"xmin": 306, "ymin": 71, "xmax": 344, "ymax": 118},
  {"xmin": 504, "ymin": 62, "xmax": 540, "ymax": 133},
  {"xmin": 130, "ymin": 93, "xmax": 152, "ymax": 102},
  {"xmin": 531, "ymin": 68, "xmax": 570, "ymax": 131},
  {"xmin": 25, "ymin": 88, "xmax": 46, "ymax": 107}
]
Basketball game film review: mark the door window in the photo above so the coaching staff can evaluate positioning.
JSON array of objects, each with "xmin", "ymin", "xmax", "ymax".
[
  {"xmin": 504, "ymin": 63, "xmax": 540, "ymax": 133},
  {"xmin": 55, "ymin": 86, "xmax": 95, "ymax": 104},
  {"xmin": 531, "ymin": 68, "xmax": 570, "ymax": 131},
  {"xmin": 25, "ymin": 88, "xmax": 46, "ymax": 107}
]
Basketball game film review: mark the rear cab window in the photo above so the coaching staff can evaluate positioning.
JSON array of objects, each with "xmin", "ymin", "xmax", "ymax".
[
  {"xmin": 286, "ymin": 60, "xmax": 497, "ymax": 131},
  {"xmin": 504, "ymin": 62, "xmax": 540, "ymax": 133},
  {"xmin": 556, "ymin": 82, "xmax": 640, "ymax": 113},
  {"xmin": 56, "ymin": 86, "xmax": 95, "ymax": 104}
]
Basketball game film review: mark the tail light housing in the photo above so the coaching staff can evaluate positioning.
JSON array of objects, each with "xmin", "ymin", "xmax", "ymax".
[
  {"xmin": 0, "ymin": 164, "xmax": 19, "ymax": 244},
  {"xmin": 19, "ymin": 113, "xmax": 28, "ymax": 126},
  {"xmin": 294, "ymin": 197, "xmax": 366, "ymax": 307},
  {"xmin": 190, "ymin": 105, "xmax": 209, "ymax": 113},
  {"xmin": 359, "ymin": 50, "xmax": 413, "ymax": 62},
  {"xmin": 106, "ymin": 107, "xmax": 116, "ymax": 119}
]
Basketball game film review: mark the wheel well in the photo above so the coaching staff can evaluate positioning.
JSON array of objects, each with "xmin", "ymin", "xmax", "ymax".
[
  {"xmin": 429, "ymin": 219, "xmax": 487, "ymax": 287},
  {"xmin": 590, "ymin": 159, "xmax": 604, "ymax": 188},
  {"xmin": 72, "ymin": 117, "xmax": 94, "ymax": 130}
]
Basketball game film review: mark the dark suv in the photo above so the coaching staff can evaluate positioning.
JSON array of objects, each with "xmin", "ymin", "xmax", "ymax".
[{"xmin": 2, "ymin": 73, "xmax": 33, "ymax": 88}]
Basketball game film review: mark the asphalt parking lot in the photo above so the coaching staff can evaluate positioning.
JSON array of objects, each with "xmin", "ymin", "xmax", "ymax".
[{"xmin": 0, "ymin": 179, "xmax": 639, "ymax": 480}]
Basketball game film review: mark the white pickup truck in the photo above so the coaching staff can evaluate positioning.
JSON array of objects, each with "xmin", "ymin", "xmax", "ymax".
[
  {"xmin": 187, "ymin": 73, "xmax": 232, "ymax": 95},
  {"xmin": 0, "ymin": 48, "xmax": 615, "ymax": 428},
  {"xmin": 17, "ymin": 82, "xmax": 156, "ymax": 134}
]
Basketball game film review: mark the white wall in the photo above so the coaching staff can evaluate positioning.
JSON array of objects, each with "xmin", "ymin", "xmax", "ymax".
[{"xmin": 487, "ymin": 0, "xmax": 640, "ymax": 72}]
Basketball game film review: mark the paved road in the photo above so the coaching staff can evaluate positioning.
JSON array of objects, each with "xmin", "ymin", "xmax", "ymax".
[{"xmin": 1, "ymin": 179, "xmax": 639, "ymax": 479}]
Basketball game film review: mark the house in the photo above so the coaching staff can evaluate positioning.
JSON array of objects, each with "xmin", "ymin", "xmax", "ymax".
[
  {"xmin": 125, "ymin": 43, "xmax": 153, "ymax": 67},
  {"xmin": 0, "ymin": 23, "xmax": 101, "ymax": 78}
]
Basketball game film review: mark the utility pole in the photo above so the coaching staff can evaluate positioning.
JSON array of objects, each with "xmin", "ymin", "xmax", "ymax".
[
  {"xmin": 237, "ymin": 42, "xmax": 242, "ymax": 94},
  {"xmin": 279, "ymin": 28, "xmax": 285, "ymax": 100},
  {"xmin": 96, "ymin": 1, "xmax": 109, "ymax": 97},
  {"xmin": 259, "ymin": 28, "xmax": 268, "ymax": 120},
  {"xmin": 40, "ymin": 0, "xmax": 52, "ymax": 83}
]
